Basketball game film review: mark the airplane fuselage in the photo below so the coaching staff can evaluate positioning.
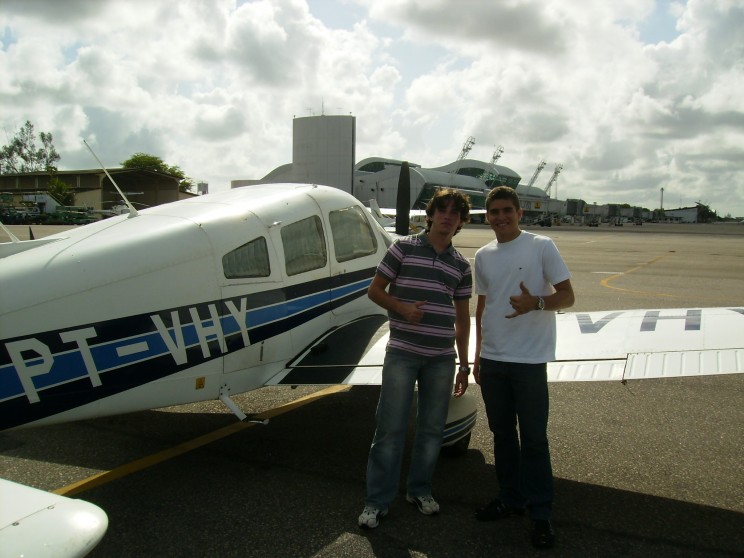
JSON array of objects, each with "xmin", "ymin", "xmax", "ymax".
[{"xmin": 0, "ymin": 184, "xmax": 391, "ymax": 430}]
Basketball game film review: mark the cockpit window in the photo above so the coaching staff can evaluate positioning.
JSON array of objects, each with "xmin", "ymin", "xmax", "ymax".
[
  {"xmin": 329, "ymin": 206, "xmax": 378, "ymax": 262},
  {"xmin": 281, "ymin": 215, "xmax": 328, "ymax": 276},
  {"xmin": 223, "ymin": 236, "xmax": 271, "ymax": 278}
]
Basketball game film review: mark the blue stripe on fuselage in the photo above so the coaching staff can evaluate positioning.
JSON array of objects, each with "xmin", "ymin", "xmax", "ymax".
[{"xmin": 0, "ymin": 268, "xmax": 376, "ymax": 428}]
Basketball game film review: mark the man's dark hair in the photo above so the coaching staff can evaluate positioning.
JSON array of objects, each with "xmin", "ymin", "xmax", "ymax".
[
  {"xmin": 425, "ymin": 188, "xmax": 471, "ymax": 234},
  {"xmin": 485, "ymin": 186, "xmax": 521, "ymax": 211}
]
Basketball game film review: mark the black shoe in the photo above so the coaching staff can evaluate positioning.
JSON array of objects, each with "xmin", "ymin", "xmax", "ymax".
[
  {"xmin": 475, "ymin": 498, "xmax": 525, "ymax": 521},
  {"xmin": 530, "ymin": 519, "xmax": 555, "ymax": 549}
]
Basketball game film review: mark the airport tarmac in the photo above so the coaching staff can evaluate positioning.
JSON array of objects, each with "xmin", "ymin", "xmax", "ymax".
[{"xmin": 1, "ymin": 223, "xmax": 743, "ymax": 557}]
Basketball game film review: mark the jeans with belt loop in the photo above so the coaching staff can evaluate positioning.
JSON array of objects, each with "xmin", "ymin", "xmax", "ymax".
[{"xmin": 364, "ymin": 351, "xmax": 455, "ymax": 510}]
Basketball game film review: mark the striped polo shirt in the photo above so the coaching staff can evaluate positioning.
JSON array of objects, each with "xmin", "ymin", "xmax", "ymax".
[{"xmin": 376, "ymin": 231, "xmax": 472, "ymax": 358}]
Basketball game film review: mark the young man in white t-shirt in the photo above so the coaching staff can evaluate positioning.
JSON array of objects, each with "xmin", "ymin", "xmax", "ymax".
[{"xmin": 473, "ymin": 186, "xmax": 575, "ymax": 550}]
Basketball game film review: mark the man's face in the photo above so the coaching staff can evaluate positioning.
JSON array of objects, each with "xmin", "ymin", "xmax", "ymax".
[
  {"xmin": 486, "ymin": 198, "xmax": 523, "ymax": 239},
  {"xmin": 430, "ymin": 200, "xmax": 463, "ymax": 236}
]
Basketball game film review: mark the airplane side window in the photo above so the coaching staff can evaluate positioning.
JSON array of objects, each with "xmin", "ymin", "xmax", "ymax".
[
  {"xmin": 329, "ymin": 206, "xmax": 378, "ymax": 262},
  {"xmin": 281, "ymin": 215, "xmax": 327, "ymax": 276},
  {"xmin": 222, "ymin": 236, "xmax": 271, "ymax": 278}
]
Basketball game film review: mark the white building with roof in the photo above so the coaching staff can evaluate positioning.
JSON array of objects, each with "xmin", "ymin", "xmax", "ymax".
[{"xmin": 232, "ymin": 116, "xmax": 525, "ymax": 215}]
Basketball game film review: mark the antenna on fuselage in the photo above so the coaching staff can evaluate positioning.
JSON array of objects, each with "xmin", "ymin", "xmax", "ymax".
[
  {"xmin": 82, "ymin": 139, "xmax": 139, "ymax": 218},
  {"xmin": 0, "ymin": 221, "xmax": 21, "ymax": 243}
]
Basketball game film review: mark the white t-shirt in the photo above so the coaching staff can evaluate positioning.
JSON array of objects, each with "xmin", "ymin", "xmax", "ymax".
[{"xmin": 474, "ymin": 231, "xmax": 570, "ymax": 363}]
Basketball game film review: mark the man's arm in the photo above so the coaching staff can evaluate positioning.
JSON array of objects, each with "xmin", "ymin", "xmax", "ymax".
[
  {"xmin": 507, "ymin": 279, "xmax": 575, "ymax": 317},
  {"xmin": 453, "ymin": 297, "xmax": 470, "ymax": 397},
  {"xmin": 546, "ymin": 278, "xmax": 575, "ymax": 311},
  {"xmin": 367, "ymin": 273, "xmax": 425, "ymax": 323},
  {"xmin": 473, "ymin": 295, "xmax": 486, "ymax": 385}
]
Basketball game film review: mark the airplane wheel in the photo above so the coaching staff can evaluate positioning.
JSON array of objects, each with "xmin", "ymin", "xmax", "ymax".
[{"xmin": 441, "ymin": 432, "xmax": 471, "ymax": 457}]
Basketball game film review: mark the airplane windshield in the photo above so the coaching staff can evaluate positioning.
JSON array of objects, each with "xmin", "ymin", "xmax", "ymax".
[
  {"xmin": 282, "ymin": 216, "xmax": 328, "ymax": 276},
  {"xmin": 329, "ymin": 206, "xmax": 378, "ymax": 262}
]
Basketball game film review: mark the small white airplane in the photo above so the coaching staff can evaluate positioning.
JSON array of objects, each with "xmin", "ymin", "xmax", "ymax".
[
  {"xmin": 0, "ymin": 177, "xmax": 485, "ymax": 556},
  {"xmin": 367, "ymin": 199, "xmax": 425, "ymax": 233},
  {"xmin": 1, "ymin": 165, "xmax": 743, "ymax": 555},
  {"xmin": 368, "ymin": 199, "xmax": 486, "ymax": 234},
  {"xmin": 0, "ymin": 183, "xmax": 475, "ymax": 441}
]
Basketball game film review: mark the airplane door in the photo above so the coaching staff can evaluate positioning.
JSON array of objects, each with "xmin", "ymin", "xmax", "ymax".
[
  {"xmin": 325, "ymin": 203, "xmax": 381, "ymax": 319},
  {"xmin": 261, "ymin": 193, "xmax": 334, "ymax": 359},
  {"xmin": 218, "ymin": 219, "xmax": 285, "ymax": 381}
]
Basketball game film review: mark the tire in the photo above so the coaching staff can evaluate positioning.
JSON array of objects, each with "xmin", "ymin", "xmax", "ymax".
[{"xmin": 440, "ymin": 432, "xmax": 471, "ymax": 457}]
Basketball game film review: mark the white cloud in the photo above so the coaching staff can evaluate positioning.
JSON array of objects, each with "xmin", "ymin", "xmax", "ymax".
[{"xmin": 1, "ymin": 0, "xmax": 742, "ymax": 216}]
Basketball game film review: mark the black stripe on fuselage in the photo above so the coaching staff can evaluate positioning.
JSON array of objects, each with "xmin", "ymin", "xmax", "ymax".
[{"xmin": 0, "ymin": 267, "xmax": 376, "ymax": 430}]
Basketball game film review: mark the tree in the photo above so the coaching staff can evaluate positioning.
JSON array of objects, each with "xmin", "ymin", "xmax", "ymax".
[
  {"xmin": 48, "ymin": 175, "xmax": 74, "ymax": 206},
  {"xmin": 0, "ymin": 120, "xmax": 60, "ymax": 174},
  {"xmin": 696, "ymin": 202, "xmax": 718, "ymax": 223},
  {"xmin": 121, "ymin": 152, "xmax": 194, "ymax": 192}
]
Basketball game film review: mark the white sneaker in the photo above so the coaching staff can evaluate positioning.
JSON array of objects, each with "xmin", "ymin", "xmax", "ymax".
[
  {"xmin": 406, "ymin": 494, "xmax": 440, "ymax": 515},
  {"xmin": 358, "ymin": 505, "xmax": 387, "ymax": 528}
]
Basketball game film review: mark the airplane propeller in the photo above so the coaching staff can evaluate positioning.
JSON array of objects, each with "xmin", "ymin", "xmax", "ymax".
[{"xmin": 395, "ymin": 161, "xmax": 411, "ymax": 236}]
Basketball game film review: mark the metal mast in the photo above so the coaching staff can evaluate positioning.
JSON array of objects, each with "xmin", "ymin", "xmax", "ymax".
[
  {"xmin": 489, "ymin": 145, "xmax": 504, "ymax": 165},
  {"xmin": 543, "ymin": 163, "xmax": 563, "ymax": 199},
  {"xmin": 527, "ymin": 159, "xmax": 547, "ymax": 189},
  {"xmin": 455, "ymin": 136, "xmax": 476, "ymax": 163},
  {"xmin": 449, "ymin": 136, "xmax": 476, "ymax": 187}
]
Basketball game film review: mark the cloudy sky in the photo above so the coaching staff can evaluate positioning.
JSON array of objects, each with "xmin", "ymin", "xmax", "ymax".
[{"xmin": 2, "ymin": 0, "xmax": 743, "ymax": 216}]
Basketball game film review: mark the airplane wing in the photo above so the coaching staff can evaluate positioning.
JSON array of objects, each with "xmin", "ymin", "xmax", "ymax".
[
  {"xmin": 550, "ymin": 307, "xmax": 744, "ymax": 382},
  {"xmin": 0, "ymin": 478, "xmax": 108, "ymax": 558},
  {"xmin": 366, "ymin": 203, "xmax": 426, "ymax": 234},
  {"xmin": 0, "ymin": 221, "xmax": 63, "ymax": 258},
  {"xmin": 369, "ymin": 203, "xmax": 483, "ymax": 226},
  {"xmin": 267, "ymin": 308, "xmax": 744, "ymax": 386},
  {"xmin": 370, "ymin": 206, "xmax": 427, "ymax": 220},
  {"xmin": 0, "ymin": 237, "xmax": 63, "ymax": 258},
  {"xmin": 267, "ymin": 315, "xmax": 389, "ymax": 386},
  {"xmin": 366, "ymin": 199, "xmax": 394, "ymax": 228}
]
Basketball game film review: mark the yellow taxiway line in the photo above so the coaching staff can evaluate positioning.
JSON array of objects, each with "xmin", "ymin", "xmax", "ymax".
[
  {"xmin": 599, "ymin": 253, "xmax": 680, "ymax": 298},
  {"xmin": 54, "ymin": 385, "xmax": 351, "ymax": 497}
]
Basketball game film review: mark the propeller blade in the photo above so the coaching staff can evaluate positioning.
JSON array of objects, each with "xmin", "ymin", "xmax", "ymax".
[{"xmin": 395, "ymin": 161, "xmax": 411, "ymax": 236}]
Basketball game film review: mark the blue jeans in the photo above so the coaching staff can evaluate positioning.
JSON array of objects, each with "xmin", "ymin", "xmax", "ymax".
[
  {"xmin": 479, "ymin": 358, "xmax": 553, "ymax": 520},
  {"xmin": 365, "ymin": 351, "xmax": 455, "ymax": 510}
]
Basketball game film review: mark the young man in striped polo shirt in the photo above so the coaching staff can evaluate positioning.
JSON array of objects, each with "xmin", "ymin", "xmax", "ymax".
[{"xmin": 358, "ymin": 188, "xmax": 472, "ymax": 529}]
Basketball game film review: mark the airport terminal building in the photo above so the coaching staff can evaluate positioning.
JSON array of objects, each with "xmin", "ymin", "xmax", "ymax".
[
  {"xmin": 229, "ymin": 114, "xmax": 705, "ymax": 222},
  {"xmin": 232, "ymin": 114, "xmax": 666, "ymax": 224},
  {"xmin": 232, "ymin": 115, "xmax": 552, "ymax": 220}
]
